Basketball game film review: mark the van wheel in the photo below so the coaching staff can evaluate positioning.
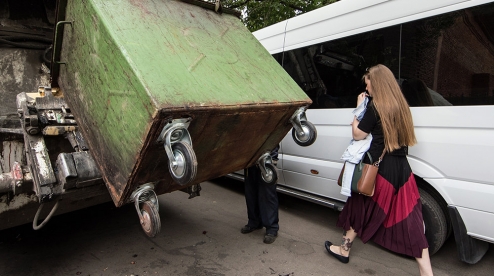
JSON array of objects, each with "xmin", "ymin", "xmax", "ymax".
[
  {"xmin": 419, "ymin": 188, "xmax": 448, "ymax": 255},
  {"xmin": 292, "ymin": 121, "xmax": 317, "ymax": 147}
]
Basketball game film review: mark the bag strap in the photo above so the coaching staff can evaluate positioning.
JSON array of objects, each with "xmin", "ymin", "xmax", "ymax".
[
  {"xmin": 366, "ymin": 152, "xmax": 373, "ymax": 164},
  {"xmin": 373, "ymin": 149, "xmax": 386, "ymax": 167}
]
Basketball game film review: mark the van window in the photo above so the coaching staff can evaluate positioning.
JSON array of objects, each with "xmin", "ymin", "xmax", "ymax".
[
  {"xmin": 401, "ymin": 4, "xmax": 494, "ymax": 106},
  {"xmin": 277, "ymin": 2, "xmax": 494, "ymax": 108},
  {"xmin": 280, "ymin": 26, "xmax": 401, "ymax": 109}
]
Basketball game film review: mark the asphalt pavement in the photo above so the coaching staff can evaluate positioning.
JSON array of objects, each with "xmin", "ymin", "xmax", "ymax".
[{"xmin": 0, "ymin": 178, "xmax": 492, "ymax": 276}]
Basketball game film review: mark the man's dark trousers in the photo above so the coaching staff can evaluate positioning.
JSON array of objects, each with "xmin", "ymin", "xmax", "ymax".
[{"xmin": 244, "ymin": 166, "xmax": 279, "ymax": 235}]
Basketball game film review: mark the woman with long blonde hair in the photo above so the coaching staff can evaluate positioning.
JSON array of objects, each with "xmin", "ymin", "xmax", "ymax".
[{"xmin": 325, "ymin": 65, "xmax": 433, "ymax": 276}]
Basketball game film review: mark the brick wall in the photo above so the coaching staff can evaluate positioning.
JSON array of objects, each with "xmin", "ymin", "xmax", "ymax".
[{"xmin": 401, "ymin": 10, "xmax": 494, "ymax": 104}]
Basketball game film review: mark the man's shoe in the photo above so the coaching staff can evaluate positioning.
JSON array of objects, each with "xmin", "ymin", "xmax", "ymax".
[
  {"xmin": 241, "ymin": 225, "xmax": 262, "ymax": 234},
  {"xmin": 325, "ymin": 241, "xmax": 349, "ymax": 263},
  {"xmin": 263, "ymin": 233, "xmax": 277, "ymax": 244}
]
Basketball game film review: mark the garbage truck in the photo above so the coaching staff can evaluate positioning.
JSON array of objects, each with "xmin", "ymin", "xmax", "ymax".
[{"xmin": 0, "ymin": 0, "xmax": 316, "ymax": 237}]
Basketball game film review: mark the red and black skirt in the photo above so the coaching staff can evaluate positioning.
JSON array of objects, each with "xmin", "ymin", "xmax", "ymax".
[{"xmin": 336, "ymin": 154, "xmax": 429, "ymax": 258}]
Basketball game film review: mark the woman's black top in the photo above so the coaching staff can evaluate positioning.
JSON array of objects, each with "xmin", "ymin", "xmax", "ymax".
[{"xmin": 357, "ymin": 100, "xmax": 407, "ymax": 164}]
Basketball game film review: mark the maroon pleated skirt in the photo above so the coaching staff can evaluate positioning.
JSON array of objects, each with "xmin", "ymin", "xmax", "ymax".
[{"xmin": 336, "ymin": 155, "xmax": 428, "ymax": 258}]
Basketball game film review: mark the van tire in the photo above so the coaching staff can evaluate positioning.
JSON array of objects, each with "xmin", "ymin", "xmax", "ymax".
[
  {"xmin": 292, "ymin": 121, "xmax": 317, "ymax": 147},
  {"xmin": 419, "ymin": 187, "xmax": 448, "ymax": 256}
]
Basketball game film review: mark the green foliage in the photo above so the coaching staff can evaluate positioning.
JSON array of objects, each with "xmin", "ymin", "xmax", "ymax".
[{"xmin": 210, "ymin": 0, "xmax": 338, "ymax": 32}]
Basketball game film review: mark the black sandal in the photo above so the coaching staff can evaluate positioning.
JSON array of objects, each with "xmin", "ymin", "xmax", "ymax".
[{"xmin": 325, "ymin": 241, "xmax": 349, "ymax": 263}]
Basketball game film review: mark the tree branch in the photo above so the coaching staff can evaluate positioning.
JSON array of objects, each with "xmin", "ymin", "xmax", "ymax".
[
  {"xmin": 224, "ymin": 0, "xmax": 306, "ymax": 12},
  {"xmin": 279, "ymin": 1, "xmax": 305, "ymax": 12},
  {"xmin": 225, "ymin": 0, "xmax": 251, "ymax": 9}
]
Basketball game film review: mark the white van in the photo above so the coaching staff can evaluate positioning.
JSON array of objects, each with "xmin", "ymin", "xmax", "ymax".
[{"xmin": 230, "ymin": 0, "xmax": 494, "ymax": 264}]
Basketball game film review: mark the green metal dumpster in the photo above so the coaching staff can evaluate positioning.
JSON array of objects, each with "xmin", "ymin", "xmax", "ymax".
[{"xmin": 56, "ymin": 0, "xmax": 313, "ymax": 212}]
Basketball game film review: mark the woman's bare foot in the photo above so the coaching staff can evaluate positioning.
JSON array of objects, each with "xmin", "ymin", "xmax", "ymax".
[
  {"xmin": 330, "ymin": 245, "xmax": 349, "ymax": 257},
  {"xmin": 324, "ymin": 241, "xmax": 349, "ymax": 263}
]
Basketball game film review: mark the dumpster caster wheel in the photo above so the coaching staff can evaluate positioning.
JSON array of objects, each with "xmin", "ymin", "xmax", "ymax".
[
  {"xmin": 292, "ymin": 121, "xmax": 317, "ymax": 147},
  {"xmin": 140, "ymin": 200, "xmax": 161, "ymax": 238},
  {"xmin": 258, "ymin": 163, "xmax": 278, "ymax": 185},
  {"xmin": 169, "ymin": 141, "xmax": 197, "ymax": 185}
]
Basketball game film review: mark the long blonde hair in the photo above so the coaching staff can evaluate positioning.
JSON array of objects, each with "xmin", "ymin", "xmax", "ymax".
[{"xmin": 364, "ymin": 64, "xmax": 416, "ymax": 151}]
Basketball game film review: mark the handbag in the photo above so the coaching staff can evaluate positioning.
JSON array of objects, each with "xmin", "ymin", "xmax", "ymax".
[{"xmin": 337, "ymin": 150, "xmax": 386, "ymax": 197}]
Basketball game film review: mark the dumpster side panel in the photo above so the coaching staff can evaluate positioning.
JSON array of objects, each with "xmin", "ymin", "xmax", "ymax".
[
  {"xmin": 93, "ymin": 0, "xmax": 308, "ymax": 108},
  {"xmin": 59, "ymin": 1, "xmax": 157, "ymax": 205},
  {"xmin": 59, "ymin": 0, "xmax": 312, "ymax": 206},
  {"xmin": 129, "ymin": 103, "xmax": 301, "ymax": 198}
]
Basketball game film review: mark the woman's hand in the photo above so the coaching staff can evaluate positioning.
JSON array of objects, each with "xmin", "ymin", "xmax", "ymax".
[{"xmin": 357, "ymin": 92, "xmax": 368, "ymax": 107}]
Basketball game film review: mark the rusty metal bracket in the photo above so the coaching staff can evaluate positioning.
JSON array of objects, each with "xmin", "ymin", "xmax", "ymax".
[
  {"xmin": 50, "ymin": 0, "xmax": 68, "ymax": 87},
  {"xmin": 131, "ymin": 183, "xmax": 158, "ymax": 214},
  {"xmin": 16, "ymin": 91, "xmax": 64, "ymax": 202},
  {"xmin": 183, "ymin": 183, "xmax": 202, "ymax": 199},
  {"xmin": 156, "ymin": 118, "xmax": 193, "ymax": 167},
  {"xmin": 52, "ymin": 21, "xmax": 73, "ymax": 65},
  {"xmin": 0, "ymin": 128, "xmax": 23, "ymax": 135},
  {"xmin": 289, "ymin": 107, "xmax": 309, "ymax": 137}
]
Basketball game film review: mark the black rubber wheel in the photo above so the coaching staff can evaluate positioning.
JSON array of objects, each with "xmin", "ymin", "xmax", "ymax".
[
  {"xmin": 419, "ymin": 187, "xmax": 448, "ymax": 256},
  {"xmin": 291, "ymin": 121, "xmax": 317, "ymax": 147},
  {"xmin": 168, "ymin": 141, "xmax": 198, "ymax": 186},
  {"xmin": 258, "ymin": 163, "xmax": 278, "ymax": 185},
  {"xmin": 140, "ymin": 200, "xmax": 161, "ymax": 238}
]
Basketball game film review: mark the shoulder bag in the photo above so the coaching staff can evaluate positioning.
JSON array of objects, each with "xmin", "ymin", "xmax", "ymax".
[{"xmin": 337, "ymin": 150, "xmax": 386, "ymax": 196}]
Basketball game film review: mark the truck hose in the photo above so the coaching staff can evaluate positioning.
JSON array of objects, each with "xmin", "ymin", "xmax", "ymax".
[{"xmin": 32, "ymin": 199, "xmax": 60, "ymax": 230}]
